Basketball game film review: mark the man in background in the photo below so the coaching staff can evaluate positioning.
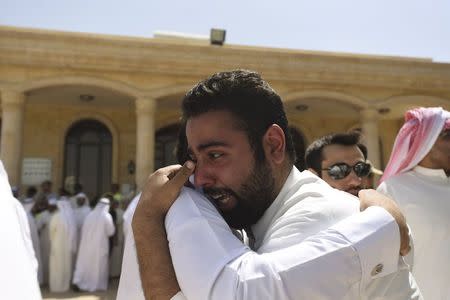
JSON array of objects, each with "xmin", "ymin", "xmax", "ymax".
[
  {"xmin": 49, "ymin": 192, "xmax": 77, "ymax": 292},
  {"xmin": 73, "ymin": 193, "xmax": 91, "ymax": 245},
  {"xmin": 33, "ymin": 194, "xmax": 56, "ymax": 286},
  {"xmin": 73, "ymin": 197, "xmax": 115, "ymax": 292},
  {"xmin": 22, "ymin": 185, "xmax": 38, "ymax": 213},
  {"xmin": 378, "ymin": 106, "xmax": 450, "ymax": 300},
  {"xmin": 40, "ymin": 180, "xmax": 57, "ymax": 201},
  {"xmin": 305, "ymin": 132, "xmax": 371, "ymax": 196}
]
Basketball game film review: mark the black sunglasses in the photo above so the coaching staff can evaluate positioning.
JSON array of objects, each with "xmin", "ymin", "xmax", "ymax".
[{"xmin": 322, "ymin": 161, "xmax": 371, "ymax": 180}]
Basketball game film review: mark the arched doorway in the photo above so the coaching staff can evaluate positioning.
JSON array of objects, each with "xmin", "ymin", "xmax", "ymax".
[{"xmin": 63, "ymin": 119, "xmax": 112, "ymax": 199}]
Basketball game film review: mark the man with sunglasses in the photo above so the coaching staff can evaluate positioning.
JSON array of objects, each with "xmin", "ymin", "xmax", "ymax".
[
  {"xmin": 305, "ymin": 132, "xmax": 372, "ymax": 196},
  {"xmin": 377, "ymin": 107, "xmax": 450, "ymax": 300}
]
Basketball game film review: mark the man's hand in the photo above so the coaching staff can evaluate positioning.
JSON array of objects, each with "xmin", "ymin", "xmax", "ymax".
[
  {"xmin": 132, "ymin": 161, "xmax": 195, "ymax": 300},
  {"xmin": 358, "ymin": 189, "xmax": 411, "ymax": 256},
  {"xmin": 133, "ymin": 160, "xmax": 195, "ymax": 222}
]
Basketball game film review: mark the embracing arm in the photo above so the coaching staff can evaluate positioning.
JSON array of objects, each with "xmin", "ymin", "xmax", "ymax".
[
  {"xmin": 132, "ymin": 162, "xmax": 409, "ymax": 300},
  {"xmin": 132, "ymin": 162, "xmax": 194, "ymax": 300},
  {"xmin": 166, "ymin": 189, "xmax": 405, "ymax": 300},
  {"xmin": 133, "ymin": 214, "xmax": 179, "ymax": 299}
]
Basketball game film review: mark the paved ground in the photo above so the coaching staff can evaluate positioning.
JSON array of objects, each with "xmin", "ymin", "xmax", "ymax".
[{"xmin": 41, "ymin": 279, "xmax": 118, "ymax": 300}]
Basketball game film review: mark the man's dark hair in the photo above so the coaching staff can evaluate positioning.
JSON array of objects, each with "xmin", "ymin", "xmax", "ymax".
[
  {"xmin": 358, "ymin": 142, "xmax": 368, "ymax": 161},
  {"xmin": 41, "ymin": 180, "xmax": 52, "ymax": 187},
  {"xmin": 181, "ymin": 70, "xmax": 296, "ymax": 164},
  {"xmin": 59, "ymin": 188, "xmax": 71, "ymax": 197},
  {"xmin": 74, "ymin": 183, "xmax": 83, "ymax": 194},
  {"xmin": 305, "ymin": 131, "xmax": 367, "ymax": 175},
  {"xmin": 26, "ymin": 186, "xmax": 37, "ymax": 198}
]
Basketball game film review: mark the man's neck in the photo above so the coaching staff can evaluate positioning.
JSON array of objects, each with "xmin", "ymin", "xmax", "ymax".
[{"xmin": 273, "ymin": 164, "xmax": 293, "ymax": 200}]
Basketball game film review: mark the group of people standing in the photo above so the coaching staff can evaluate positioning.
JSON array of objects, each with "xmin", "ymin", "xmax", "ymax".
[{"xmin": 19, "ymin": 181, "xmax": 127, "ymax": 293}]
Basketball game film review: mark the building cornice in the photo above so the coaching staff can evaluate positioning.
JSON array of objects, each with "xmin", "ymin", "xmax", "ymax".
[{"xmin": 1, "ymin": 25, "xmax": 450, "ymax": 92}]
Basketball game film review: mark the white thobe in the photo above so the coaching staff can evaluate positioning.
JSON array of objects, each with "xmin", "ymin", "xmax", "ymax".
[
  {"xmin": 58, "ymin": 197, "xmax": 78, "ymax": 255},
  {"xmin": 70, "ymin": 192, "xmax": 90, "ymax": 209},
  {"xmin": 22, "ymin": 197, "xmax": 35, "ymax": 213},
  {"xmin": 378, "ymin": 165, "xmax": 450, "ymax": 300},
  {"xmin": 110, "ymin": 207, "xmax": 124, "ymax": 277},
  {"xmin": 35, "ymin": 210, "xmax": 52, "ymax": 284},
  {"xmin": 74, "ymin": 205, "xmax": 91, "ymax": 244},
  {"xmin": 49, "ymin": 203, "xmax": 77, "ymax": 292},
  {"xmin": 118, "ymin": 168, "xmax": 421, "ymax": 299},
  {"xmin": 122, "ymin": 192, "xmax": 141, "ymax": 238},
  {"xmin": 0, "ymin": 160, "xmax": 42, "ymax": 300},
  {"xmin": 73, "ymin": 202, "xmax": 115, "ymax": 291},
  {"xmin": 27, "ymin": 212, "xmax": 43, "ymax": 284}
]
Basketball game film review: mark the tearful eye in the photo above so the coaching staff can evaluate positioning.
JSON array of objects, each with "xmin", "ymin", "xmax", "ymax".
[{"xmin": 209, "ymin": 152, "xmax": 223, "ymax": 159}]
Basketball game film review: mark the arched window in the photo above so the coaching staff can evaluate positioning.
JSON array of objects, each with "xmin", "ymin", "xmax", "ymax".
[
  {"xmin": 64, "ymin": 119, "xmax": 112, "ymax": 199},
  {"xmin": 154, "ymin": 124, "xmax": 181, "ymax": 169}
]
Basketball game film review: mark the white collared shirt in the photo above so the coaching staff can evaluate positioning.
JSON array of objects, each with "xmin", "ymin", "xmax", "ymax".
[{"xmin": 119, "ymin": 167, "xmax": 421, "ymax": 299}]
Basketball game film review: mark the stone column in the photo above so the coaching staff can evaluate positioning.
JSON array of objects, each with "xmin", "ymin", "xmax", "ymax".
[
  {"xmin": 360, "ymin": 108, "xmax": 381, "ymax": 169},
  {"xmin": 0, "ymin": 90, "xmax": 25, "ymax": 186},
  {"xmin": 135, "ymin": 97, "xmax": 156, "ymax": 190}
]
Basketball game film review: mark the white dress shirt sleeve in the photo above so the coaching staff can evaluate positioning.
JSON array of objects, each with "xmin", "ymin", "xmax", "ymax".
[
  {"xmin": 330, "ymin": 206, "xmax": 400, "ymax": 288},
  {"xmin": 377, "ymin": 182, "xmax": 415, "ymax": 270},
  {"xmin": 166, "ymin": 187, "xmax": 401, "ymax": 300}
]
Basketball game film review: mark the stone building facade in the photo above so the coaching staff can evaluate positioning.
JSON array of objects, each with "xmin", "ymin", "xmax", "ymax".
[{"xmin": 1, "ymin": 26, "xmax": 449, "ymax": 199}]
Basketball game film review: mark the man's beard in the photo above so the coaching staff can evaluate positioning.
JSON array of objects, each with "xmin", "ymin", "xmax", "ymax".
[{"xmin": 204, "ymin": 161, "xmax": 276, "ymax": 229}]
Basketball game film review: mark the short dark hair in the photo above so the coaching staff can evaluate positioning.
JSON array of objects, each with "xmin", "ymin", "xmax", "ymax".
[
  {"xmin": 181, "ymin": 70, "xmax": 296, "ymax": 163},
  {"xmin": 26, "ymin": 186, "xmax": 37, "ymax": 198},
  {"xmin": 41, "ymin": 180, "xmax": 52, "ymax": 186},
  {"xmin": 74, "ymin": 183, "xmax": 83, "ymax": 194},
  {"xmin": 305, "ymin": 132, "xmax": 367, "ymax": 175}
]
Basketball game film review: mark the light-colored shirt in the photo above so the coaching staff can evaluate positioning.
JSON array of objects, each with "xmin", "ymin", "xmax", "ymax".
[
  {"xmin": 118, "ymin": 168, "xmax": 420, "ymax": 299},
  {"xmin": 378, "ymin": 165, "xmax": 450, "ymax": 300},
  {"xmin": 27, "ymin": 212, "xmax": 43, "ymax": 284},
  {"xmin": 168, "ymin": 169, "xmax": 420, "ymax": 300},
  {"xmin": 49, "ymin": 208, "xmax": 74, "ymax": 292},
  {"xmin": 73, "ymin": 202, "xmax": 115, "ymax": 292},
  {"xmin": 122, "ymin": 192, "xmax": 141, "ymax": 238}
]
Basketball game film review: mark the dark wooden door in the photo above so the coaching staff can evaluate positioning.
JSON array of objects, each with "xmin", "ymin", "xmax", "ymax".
[{"xmin": 64, "ymin": 119, "xmax": 112, "ymax": 199}]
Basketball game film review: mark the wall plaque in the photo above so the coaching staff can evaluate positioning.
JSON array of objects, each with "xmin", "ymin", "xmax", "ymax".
[{"xmin": 21, "ymin": 158, "xmax": 52, "ymax": 185}]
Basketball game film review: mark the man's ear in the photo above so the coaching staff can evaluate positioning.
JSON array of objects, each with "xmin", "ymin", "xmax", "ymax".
[
  {"xmin": 262, "ymin": 124, "xmax": 286, "ymax": 165},
  {"xmin": 308, "ymin": 168, "xmax": 319, "ymax": 176}
]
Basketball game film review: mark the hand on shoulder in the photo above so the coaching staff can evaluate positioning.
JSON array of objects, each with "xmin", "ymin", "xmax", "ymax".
[
  {"xmin": 132, "ymin": 161, "xmax": 195, "ymax": 226},
  {"xmin": 359, "ymin": 189, "xmax": 410, "ymax": 256}
]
